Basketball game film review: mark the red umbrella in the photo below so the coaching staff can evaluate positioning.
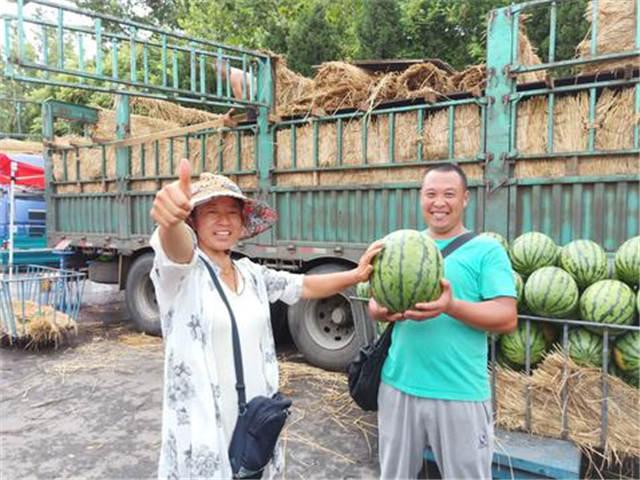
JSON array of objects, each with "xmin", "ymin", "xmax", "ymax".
[{"xmin": 0, "ymin": 153, "xmax": 45, "ymax": 189}]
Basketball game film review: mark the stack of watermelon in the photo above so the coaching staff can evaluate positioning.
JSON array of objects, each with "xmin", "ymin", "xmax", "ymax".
[{"xmin": 481, "ymin": 231, "xmax": 639, "ymax": 389}]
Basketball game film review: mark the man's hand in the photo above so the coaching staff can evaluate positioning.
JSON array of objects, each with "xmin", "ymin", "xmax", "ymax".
[
  {"xmin": 353, "ymin": 240, "xmax": 385, "ymax": 283},
  {"xmin": 368, "ymin": 297, "xmax": 404, "ymax": 323},
  {"xmin": 150, "ymin": 159, "xmax": 192, "ymax": 228},
  {"xmin": 402, "ymin": 279, "xmax": 453, "ymax": 321}
]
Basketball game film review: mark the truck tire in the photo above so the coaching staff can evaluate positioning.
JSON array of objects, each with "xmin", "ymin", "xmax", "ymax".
[
  {"xmin": 288, "ymin": 263, "xmax": 368, "ymax": 371},
  {"xmin": 125, "ymin": 253, "xmax": 161, "ymax": 336},
  {"xmin": 88, "ymin": 260, "xmax": 118, "ymax": 284}
]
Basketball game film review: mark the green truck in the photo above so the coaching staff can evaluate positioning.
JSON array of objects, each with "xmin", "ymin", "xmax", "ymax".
[{"xmin": 3, "ymin": 0, "xmax": 636, "ymax": 372}]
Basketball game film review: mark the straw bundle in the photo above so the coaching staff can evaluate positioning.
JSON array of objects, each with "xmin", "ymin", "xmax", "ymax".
[
  {"xmin": 129, "ymin": 97, "xmax": 220, "ymax": 126},
  {"xmin": 577, "ymin": 0, "xmax": 637, "ymax": 74},
  {"xmin": 90, "ymin": 108, "xmax": 179, "ymax": 142},
  {"xmin": 361, "ymin": 72, "xmax": 401, "ymax": 111},
  {"xmin": 423, "ymin": 104, "xmax": 481, "ymax": 160},
  {"xmin": 311, "ymin": 62, "xmax": 376, "ymax": 114},
  {"xmin": 495, "ymin": 352, "xmax": 640, "ymax": 461},
  {"xmin": 0, "ymin": 138, "xmax": 43, "ymax": 154},
  {"xmin": 451, "ymin": 65, "xmax": 487, "ymax": 95},
  {"xmin": 516, "ymin": 97, "xmax": 548, "ymax": 155},
  {"xmin": 395, "ymin": 62, "xmax": 453, "ymax": 100},
  {"xmin": 2, "ymin": 300, "xmax": 77, "ymax": 349},
  {"xmin": 518, "ymin": 17, "xmax": 545, "ymax": 84},
  {"xmin": 273, "ymin": 55, "xmax": 314, "ymax": 117},
  {"xmin": 553, "ymin": 92, "xmax": 590, "ymax": 152},
  {"xmin": 595, "ymin": 88, "xmax": 637, "ymax": 150}
]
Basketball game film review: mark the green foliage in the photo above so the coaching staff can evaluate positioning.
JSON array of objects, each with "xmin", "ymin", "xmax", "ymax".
[{"xmin": 357, "ymin": 0, "xmax": 403, "ymax": 59}]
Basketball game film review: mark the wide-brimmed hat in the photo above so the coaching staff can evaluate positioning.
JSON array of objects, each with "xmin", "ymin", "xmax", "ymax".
[{"xmin": 190, "ymin": 173, "xmax": 277, "ymax": 239}]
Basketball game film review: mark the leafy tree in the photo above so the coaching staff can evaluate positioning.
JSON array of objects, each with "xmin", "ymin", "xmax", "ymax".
[{"xmin": 357, "ymin": 0, "xmax": 403, "ymax": 59}]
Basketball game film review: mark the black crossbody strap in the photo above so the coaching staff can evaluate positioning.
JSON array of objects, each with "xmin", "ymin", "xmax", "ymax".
[
  {"xmin": 200, "ymin": 256, "xmax": 248, "ymax": 413},
  {"xmin": 440, "ymin": 231, "xmax": 477, "ymax": 258}
]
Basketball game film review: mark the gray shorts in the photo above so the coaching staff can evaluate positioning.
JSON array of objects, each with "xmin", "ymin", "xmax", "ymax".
[{"xmin": 378, "ymin": 382, "xmax": 494, "ymax": 480}]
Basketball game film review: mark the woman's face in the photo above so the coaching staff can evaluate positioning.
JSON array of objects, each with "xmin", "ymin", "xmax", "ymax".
[{"xmin": 192, "ymin": 196, "xmax": 244, "ymax": 252}]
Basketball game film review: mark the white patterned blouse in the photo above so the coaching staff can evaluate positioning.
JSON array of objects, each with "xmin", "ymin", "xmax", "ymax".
[{"xmin": 150, "ymin": 227, "xmax": 303, "ymax": 479}]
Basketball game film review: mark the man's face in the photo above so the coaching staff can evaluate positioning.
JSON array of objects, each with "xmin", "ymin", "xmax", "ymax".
[{"xmin": 420, "ymin": 170, "xmax": 469, "ymax": 238}]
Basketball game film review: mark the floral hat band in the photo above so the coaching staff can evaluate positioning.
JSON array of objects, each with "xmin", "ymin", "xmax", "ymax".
[{"xmin": 190, "ymin": 173, "xmax": 278, "ymax": 239}]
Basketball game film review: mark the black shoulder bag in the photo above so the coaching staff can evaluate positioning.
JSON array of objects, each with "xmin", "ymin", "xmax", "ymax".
[
  {"xmin": 200, "ymin": 257, "xmax": 292, "ymax": 479},
  {"xmin": 347, "ymin": 231, "xmax": 477, "ymax": 411}
]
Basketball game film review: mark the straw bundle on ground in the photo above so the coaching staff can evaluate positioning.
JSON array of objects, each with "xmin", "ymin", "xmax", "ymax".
[
  {"xmin": 451, "ymin": 65, "xmax": 486, "ymax": 95},
  {"xmin": 395, "ymin": 62, "xmax": 453, "ymax": 101},
  {"xmin": 518, "ymin": 17, "xmax": 545, "ymax": 84},
  {"xmin": 129, "ymin": 97, "xmax": 220, "ymax": 126},
  {"xmin": 577, "ymin": 0, "xmax": 637, "ymax": 74},
  {"xmin": 495, "ymin": 352, "xmax": 640, "ymax": 461},
  {"xmin": 0, "ymin": 138, "xmax": 43, "ymax": 154},
  {"xmin": 2, "ymin": 300, "xmax": 77, "ymax": 349}
]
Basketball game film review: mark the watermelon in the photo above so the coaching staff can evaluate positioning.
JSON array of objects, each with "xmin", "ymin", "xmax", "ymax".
[
  {"xmin": 510, "ymin": 232, "xmax": 559, "ymax": 276},
  {"xmin": 370, "ymin": 229, "xmax": 443, "ymax": 313},
  {"xmin": 355, "ymin": 281, "xmax": 370, "ymax": 299},
  {"xmin": 499, "ymin": 321, "xmax": 547, "ymax": 367},
  {"xmin": 513, "ymin": 271, "xmax": 524, "ymax": 309},
  {"xmin": 613, "ymin": 331, "xmax": 639, "ymax": 377},
  {"xmin": 541, "ymin": 323, "xmax": 559, "ymax": 348},
  {"xmin": 480, "ymin": 231, "xmax": 509, "ymax": 253},
  {"xmin": 580, "ymin": 280, "xmax": 636, "ymax": 335},
  {"xmin": 609, "ymin": 362, "xmax": 639, "ymax": 389},
  {"xmin": 559, "ymin": 240, "xmax": 608, "ymax": 290},
  {"xmin": 567, "ymin": 328, "xmax": 603, "ymax": 367},
  {"xmin": 615, "ymin": 236, "xmax": 640, "ymax": 288},
  {"xmin": 524, "ymin": 266, "xmax": 579, "ymax": 318}
]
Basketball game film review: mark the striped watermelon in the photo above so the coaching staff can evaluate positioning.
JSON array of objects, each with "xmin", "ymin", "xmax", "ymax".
[
  {"xmin": 480, "ymin": 231, "xmax": 509, "ymax": 253},
  {"xmin": 559, "ymin": 240, "xmax": 608, "ymax": 290},
  {"xmin": 499, "ymin": 321, "xmax": 547, "ymax": 367},
  {"xmin": 580, "ymin": 280, "xmax": 636, "ymax": 335},
  {"xmin": 370, "ymin": 229, "xmax": 443, "ymax": 313},
  {"xmin": 524, "ymin": 266, "xmax": 579, "ymax": 318},
  {"xmin": 567, "ymin": 328, "xmax": 603, "ymax": 368},
  {"xmin": 615, "ymin": 236, "xmax": 640, "ymax": 288},
  {"xmin": 513, "ymin": 271, "xmax": 524, "ymax": 309},
  {"xmin": 510, "ymin": 232, "xmax": 559, "ymax": 277},
  {"xmin": 356, "ymin": 281, "xmax": 370, "ymax": 299},
  {"xmin": 613, "ymin": 331, "xmax": 639, "ymax": 378},
  {"xmin": 609, "ymin": 362, "xmax": 639, "ymax": 389}
]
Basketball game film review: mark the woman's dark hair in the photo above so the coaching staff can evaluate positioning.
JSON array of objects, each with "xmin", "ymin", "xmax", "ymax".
[{"xmin": 423, "ymin": 163, "xmax": 468, "ymax": 191}]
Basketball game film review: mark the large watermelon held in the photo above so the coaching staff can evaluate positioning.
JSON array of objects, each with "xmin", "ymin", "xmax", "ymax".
[
  {"xmin": 480, "ymin": 231, "xmax": 509, "ymax": 253},
  {"xmin": 567, "ymin": 328, "xmax": 603, "ymax": 368},
  {"xmin": 580, "ymin": 280, "xmax": 636, "ymax": 335},
  {"xmin": 355, "ymin": 281, "xmax": 371, "ymax": 299},
  {"xmin": 613, "ymin": 331, "xmax": 639, "ymax": 379},
  {"xmin": 510, "ymin": 232, "xmax": 559, "ymax": 277},
  {"xmin": 614, "ymin": 236, "xmax": 640, "ymax": 288},
  {"xmin": 499, "ymin": 321, "xmax": 547, "ymax": 368},
  {"xmin": 524, "ymin": 266, "xmax": 579, "ymax": 318},
  {"xmin": 559, "ymin": 239, "xmax": 608, "ymax": 290},
  {"xmin": 370, "ymin": 229, "xmax": 443, "ymax": 313}
]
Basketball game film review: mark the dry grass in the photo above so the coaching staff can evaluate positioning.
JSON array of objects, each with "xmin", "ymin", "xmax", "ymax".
[
  {"xmin": 577, "ymin": 0, "xmax": 638, "ymax": 74},
  {"xmin": 452, "ymin": 65, "xmax": 486, "ymax": 95},
  {"xmin": 595, "ymin": 88, "xmax": 637, "ymax": 150},
  {"xmin": 129, "ymin": 97, "xmax": 220, "ymax": 126},
  {"xmin": 0, "ymin": 138, "xmax": 43, "ymax": 154},
  {"xmin": 518, "ymin": 17, "xmax": 545, "ymax": 84},
  {"xmin": 273, "ymin": 55, "xmax": 315, "ymax": 117},
  {"xmin": 395, "ymin": 62, "xmax": 453, "ymax": 101},
  {"xmin": 1, "ymin": 300, "xmax": 77, "ymax": 349},
  {"xmin": 495, "ymin": 352, "xmax": 640, "ymax": 461}
]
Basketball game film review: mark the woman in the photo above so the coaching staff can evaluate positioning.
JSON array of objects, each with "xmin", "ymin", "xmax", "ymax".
[{"xmin": 150, "ymin": 159, "xmax": 382, "ymax": 479}]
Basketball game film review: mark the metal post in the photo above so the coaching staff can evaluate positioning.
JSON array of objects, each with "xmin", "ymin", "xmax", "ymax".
[
  {"xmin": 115, "ymin": 94, "xmax": 131, "ymax": 240},
  {"xmin": 256, "ymin": 56, "xmax": 273, "ymax": 198}
]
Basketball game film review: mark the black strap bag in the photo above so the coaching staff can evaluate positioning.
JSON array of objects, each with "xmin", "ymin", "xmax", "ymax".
[
  {"xmin": 201, "ymin": 257, "xmax": 292, "ymax": 479},
  {"xmin": 347, "ymin": 232, "xmax": 477, "ymax": 411}
]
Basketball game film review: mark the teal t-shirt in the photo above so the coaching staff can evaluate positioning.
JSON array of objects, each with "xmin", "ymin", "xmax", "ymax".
[{"xmin": 381, "ymin": 233, "xmax": 516, "ymax": 401}]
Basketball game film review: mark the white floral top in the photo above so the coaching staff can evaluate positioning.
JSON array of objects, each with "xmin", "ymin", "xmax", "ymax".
[{"xmin": 150, "ymin": 227, "xmax": 303, "ymax": 479}]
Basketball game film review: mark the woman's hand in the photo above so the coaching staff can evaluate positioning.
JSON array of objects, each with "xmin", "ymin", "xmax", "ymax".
[
  {"xmin": 402, "ymin": 279, "xmax": 453, "ymax": 321},
  {"xmin": 368, "ymin": 297, "xmax": 403, "ymax": 323},
  {"xmin": 352, "ymin": 239, "xmax": 385, "ymax": 283},
  {"xmin": 150, "ymin": 159, "xmax": 192, "ymax": 228}
]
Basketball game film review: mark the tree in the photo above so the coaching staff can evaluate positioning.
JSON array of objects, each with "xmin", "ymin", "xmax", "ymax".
[
  {"xmin": 286, "ymin": 2, "xmax": 341, "ymax": 76},
  {"xmin": 357, "ymin": 0, "xmax": 403, "ymax": 59}
]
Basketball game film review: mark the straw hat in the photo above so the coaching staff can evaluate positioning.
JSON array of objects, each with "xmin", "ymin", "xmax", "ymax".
[{"xmin": 190, "ymin": 173, "xmax": 277, "ymax": 239}]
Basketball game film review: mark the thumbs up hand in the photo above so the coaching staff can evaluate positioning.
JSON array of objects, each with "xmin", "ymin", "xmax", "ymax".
[{"xmin": 150, "ymin": 159, "xmax": 193, "ymax": 229}]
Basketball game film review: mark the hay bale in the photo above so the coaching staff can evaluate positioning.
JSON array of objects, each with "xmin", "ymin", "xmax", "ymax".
[
  {"xmin": 553, "ymin": 92, "xmax": 589, "ymax": 152},
  {"xmin": 518, "ymin": 17, "xmax": 545, "ymax": 84},
  {"xmin": 577, "ymin": 0, "xmax": 637, "ymax": 74},
  {"xmin": 362, "ymin": 72, "xmax": 400, "ymax": 111},
  {"xmin": 495, "ymin": 352, "xmax": 640, "ymax": 460},
  {"xmin": 423, "ymin": 104, "xmax": 481, "ymax": 160},
  {"xmin": 311, "ymin": 62, "xmax": 376, "ymax": 114},
  {"xmin": 90, "ymin": 108, "xmax": 179, "ymax": 142},
  {"xmin": 451, "ymin": 64, "xmax": 486, "ymax": 95},
  {"xmin": 273, "ymin": 55, "xmax": 314, "ymax": 117},
  {"xmin": 596, "ymin": 88, "xmax": 637, "ymax": 150},
  {"xmin": 129, "ymin": 97, "xmax": 220, "ymax": 126},
  {"xmin": 396, "ymin": 62, "xmax": 453, "ymax": 100},
  {"xmin": 0, "ymin": 138, "xmax": 42, "ymax": 154},
  {"xmin": 516, "ymin": 97, "xmax": 548, "ymax": 155},
  {"xmin": 3, "ymin": 300, "xmax": 77, "ymax": 349}
]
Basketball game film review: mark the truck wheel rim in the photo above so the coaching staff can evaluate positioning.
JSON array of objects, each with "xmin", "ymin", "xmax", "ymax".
[{"xmin": 305, "ymin": 293, "xmax": 355, "ymax": 350}]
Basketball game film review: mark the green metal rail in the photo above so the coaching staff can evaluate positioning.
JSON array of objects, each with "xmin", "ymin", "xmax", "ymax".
[
  {"xmin": 2, "ymin": 0, "xmax": 272, "ymax": 110},
  {"xmin": 0, "ymin": 96, "xmax": 41, "ymax": 139}
]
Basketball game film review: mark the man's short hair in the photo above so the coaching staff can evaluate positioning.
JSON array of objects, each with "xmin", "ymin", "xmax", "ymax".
[{"xmin": 423, "ymin": 163, "xmax": 468, "ymax": 191}]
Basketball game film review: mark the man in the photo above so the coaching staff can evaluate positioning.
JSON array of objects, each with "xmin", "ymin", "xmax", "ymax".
[{"xmin": 369, "ymin": 163, "xmax": 517, "ymax": 479}]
